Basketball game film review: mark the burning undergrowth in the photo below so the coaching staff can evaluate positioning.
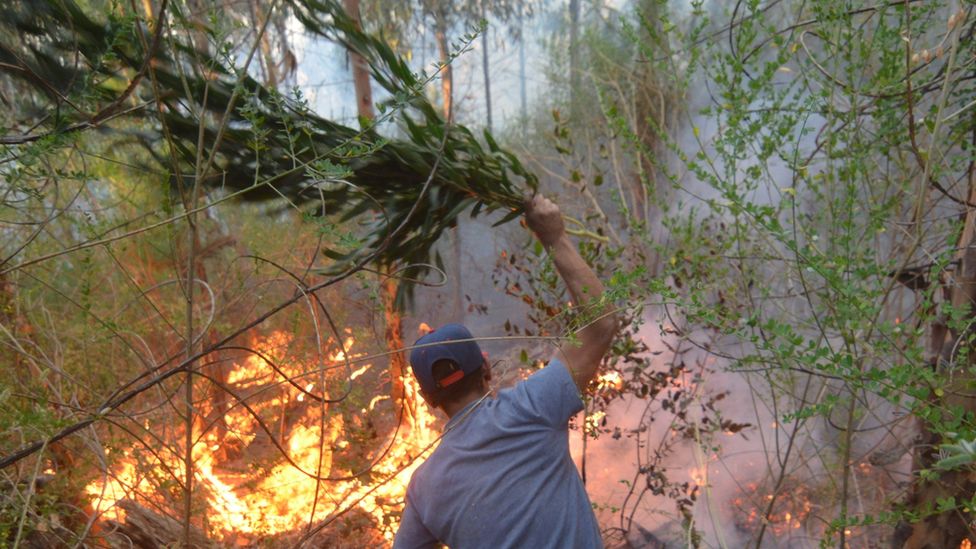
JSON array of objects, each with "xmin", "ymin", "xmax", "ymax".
[
  {"xmin": 84, "ymin": 330, "xmax": 440, "ymax": 546},
  {"xmin": 729, "ymin": 456, "xmax": 899, "ymax": 547},
  {"xmin": 732, "ymin": 478, "xmax": 816, "ymax": 540},
  {"xmin": 561, "ymin": 308, "xmax": 906, "ymax": 548}
]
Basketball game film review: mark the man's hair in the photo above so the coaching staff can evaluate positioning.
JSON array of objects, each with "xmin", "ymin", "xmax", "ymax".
[{"xmin": 429, "ymin": 359, "xmax": 484, "ymax": 407}]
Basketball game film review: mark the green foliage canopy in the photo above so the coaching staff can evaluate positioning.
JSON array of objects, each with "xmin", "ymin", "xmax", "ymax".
[{"xmin": 0, "ymin": 0, "xmax": 537, "ymax": 298}]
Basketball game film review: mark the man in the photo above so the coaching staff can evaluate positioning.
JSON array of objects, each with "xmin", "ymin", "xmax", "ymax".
[{"xmin": 393, "ymin": 194, "xmax": 618, "ymax": 549}]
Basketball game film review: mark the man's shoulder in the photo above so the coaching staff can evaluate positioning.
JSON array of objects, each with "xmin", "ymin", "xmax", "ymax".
[
  {"xmin": 405, "ymin": 435, "xmax": 453, "ymax": 495},
  {"xmin": 499, "ymin": 357, "xmax": 570, "ymax": 390},
  {"xmin": 503, "ymin": 358, "xmax": 578, "ymax": 400},
  {"xmin": 408, "ymin": 447, "xmax": 436, "ymax": 487},
  {"xmin": 493, "ymin": 358, "xmax": 583, "ymax": 428}
]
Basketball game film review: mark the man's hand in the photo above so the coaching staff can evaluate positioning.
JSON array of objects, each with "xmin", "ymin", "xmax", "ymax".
[{"xmin": 525, "ymin": 194, "xmax": 565, "ymax": 248}]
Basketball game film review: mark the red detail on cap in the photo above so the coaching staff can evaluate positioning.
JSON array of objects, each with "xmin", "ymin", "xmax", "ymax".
[{"xmin": 438, "ymin": 370, "xmax": 464, "ymax": 387}]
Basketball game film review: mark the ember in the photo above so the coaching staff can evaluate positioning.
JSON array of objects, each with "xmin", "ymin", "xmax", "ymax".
[{"xmin": 732, "ymin": 480, "xmax": 815, "ymax": 538}]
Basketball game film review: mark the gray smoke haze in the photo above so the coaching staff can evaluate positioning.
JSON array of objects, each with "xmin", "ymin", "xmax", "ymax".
[{"xmin": 394, "ymin": 1, "xmax": 935, "ymax": 547}]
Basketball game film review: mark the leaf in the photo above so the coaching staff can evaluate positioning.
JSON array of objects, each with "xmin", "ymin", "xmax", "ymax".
[
  {"xmin": 936, "ymin": 453, "xmax": 975, "ymax": 471},
  {"xmin": 492, "ymin": 208, "xmax": 522, "ymax": 227},
  {"xmin": 483, "ymin": 128, "xmax": 500, "ymax": 152}
]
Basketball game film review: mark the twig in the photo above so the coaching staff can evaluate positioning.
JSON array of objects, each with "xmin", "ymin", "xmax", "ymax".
[{"xmin": 0, "ymin": 0, "xmax": 169, "ymax": 145}]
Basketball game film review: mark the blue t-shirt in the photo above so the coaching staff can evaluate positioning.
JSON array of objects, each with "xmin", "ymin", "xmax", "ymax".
[{"xmin": 393, "ymin": 359, "xmax": 603, "ymax": 549}]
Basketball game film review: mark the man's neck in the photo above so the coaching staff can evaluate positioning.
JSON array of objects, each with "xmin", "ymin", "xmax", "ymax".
[{"xmin": 443, "ymin": 390, "xmax": 488, "ymax": 419}]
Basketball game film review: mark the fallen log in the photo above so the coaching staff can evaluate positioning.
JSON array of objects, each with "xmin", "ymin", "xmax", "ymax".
[{"xmin": 105, "ymin": 500, "xmax": 211, "ymax": 548}]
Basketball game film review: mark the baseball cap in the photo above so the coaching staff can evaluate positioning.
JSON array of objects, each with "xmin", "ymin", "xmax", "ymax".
[{"xmin": 409, "ymin": 323, "xmax": 484, "ymax": 396}]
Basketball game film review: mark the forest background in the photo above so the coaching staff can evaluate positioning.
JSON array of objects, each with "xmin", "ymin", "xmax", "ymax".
[{"xmin": 2, "ymin": 0, "xmax": 976, "ymax": 547}]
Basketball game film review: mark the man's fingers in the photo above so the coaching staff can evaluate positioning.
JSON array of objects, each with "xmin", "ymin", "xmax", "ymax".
[
  {"xmin": 525, "ymin": 194, "xmax": 562, "ymax": 235},
  {"xmin": 537, "ymin": 197, "xmax": 556, "ymax": 215},
  {"xmin": 524, "ymin": 193, "xmax": 547, "ymax": 213}
]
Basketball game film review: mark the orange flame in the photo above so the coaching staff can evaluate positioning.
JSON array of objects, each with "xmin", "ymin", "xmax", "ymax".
[
  {"xmin": 86, "ymin": 331, "xmax": 440, "ymax": 542},
  {"xmin": 596, "ymin": 370, "xmax": 623, "ymax": 391}
]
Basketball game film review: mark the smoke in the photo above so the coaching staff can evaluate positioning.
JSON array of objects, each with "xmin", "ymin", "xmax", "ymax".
[
  {"xmin": 566, "ymin": 311, "xmax": 778, "ymax": 548},
  {"xmin": 558, "ymin": 5, "xmax": 887, "ymax": 547}
]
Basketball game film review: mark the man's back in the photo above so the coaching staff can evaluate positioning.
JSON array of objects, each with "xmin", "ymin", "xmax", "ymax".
[{"xmin": 393, "ymin": 359, "xmax": 603, "ymax": 549}]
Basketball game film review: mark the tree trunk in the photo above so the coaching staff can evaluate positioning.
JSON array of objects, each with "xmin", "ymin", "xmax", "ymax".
[
  {"xmin": 901, "ymin": 161, "xmax": 976, "ymax": 548},
  {"xmin": 434, "ymin": 9, "xmax": 453, "ymax": 123},
  {"xmin": 568, "ymin": 0, "xmax": 580, "ymax": 118},
  {"xmin": 179, "ymin": 3, "xmax": 210, "ymax": 541},
  {"xmin": 631, "ymin": 0, "xmax": 669, "ymax": 226},
  {"xmin": 481, "ymin": 3, "xmax": 492, "ymax": 132},
  {"xmin": 519, "ymin": 6, "xmax": 527, "ymax": 138},
  {"xmin": 430, "ymin": 6, "xmax": 463, "ymax": 322},
  {"xmin": 382, "ymin": 269, "xmax": 416, "ymax": 429},
  {"xmin": 343, "ymin": 0, "xmax": 374, "ymax": 123},
  {"xmin": 249, "ymin": 0, "xmax": 278, "ymax": 87},
  {"xmin": 339, "ymin": 2, "xmax": 413, "ymax": 430},
  {"xmin": 451, "ymin": 227, "xmax": 464, "ymax": 324}
]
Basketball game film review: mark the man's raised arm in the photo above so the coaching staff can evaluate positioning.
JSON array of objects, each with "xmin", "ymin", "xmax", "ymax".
[{"xmin": 525, "ymin": 195, "xmax": 618, "ymax": 391}]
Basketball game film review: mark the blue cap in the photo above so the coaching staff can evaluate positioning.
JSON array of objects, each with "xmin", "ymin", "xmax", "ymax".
[{"xmin": 409, "ymin": 323, "xmax": 484, "ymax": 396}]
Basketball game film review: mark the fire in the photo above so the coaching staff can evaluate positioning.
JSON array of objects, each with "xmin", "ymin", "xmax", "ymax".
[
  {"xmin": 349, "ymin": 363, "xmax": 372, "ymax": 380},
  {"xmin": 86, "ymin": 452, "xmax": 157, "ymax": 523},
  {"xmin": 584, "ymin": 410, "xmax": 606, "ymax": 437},
  {"xmin": 86, "ymin": 330, "xmax": 441, "ymax": 542},
  {"xmin": 731, "ymin": 480, "xmax": 815, "ymax": 538},
  {"xmin": 596, "ymin": 370, "xmax": 623, "ymax": 391}
]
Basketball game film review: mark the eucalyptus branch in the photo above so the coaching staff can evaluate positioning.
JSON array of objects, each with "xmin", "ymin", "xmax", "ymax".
[{"xmin": 0, "ymin": 0, "xmax": 169, "ymax": 145}]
